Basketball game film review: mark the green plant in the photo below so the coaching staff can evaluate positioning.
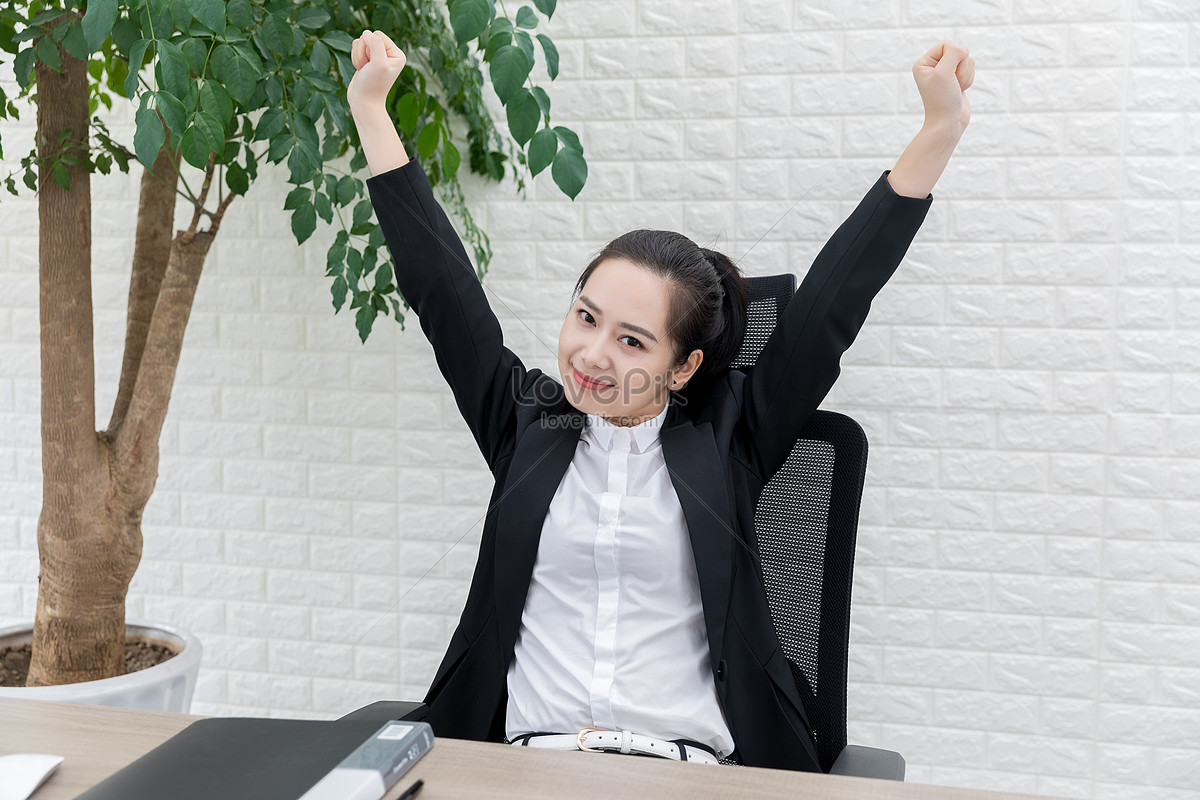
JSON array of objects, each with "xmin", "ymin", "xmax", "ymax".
[{"xmin": 0, "ymin": 0, "xmax": 586, "ymax": 686}]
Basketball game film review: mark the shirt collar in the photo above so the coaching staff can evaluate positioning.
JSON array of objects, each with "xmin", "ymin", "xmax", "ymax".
[{"xmin": 584, "ymin": 397, "xmax": 671, "ymax": 454}]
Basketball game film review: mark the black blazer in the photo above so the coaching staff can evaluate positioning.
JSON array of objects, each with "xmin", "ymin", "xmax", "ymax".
[{"xmin": 367, "ymin": 160, "xmax": 932, "ymax": 771}]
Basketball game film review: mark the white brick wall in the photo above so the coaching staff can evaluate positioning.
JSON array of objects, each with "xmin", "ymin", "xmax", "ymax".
[{"xmin": 3, "ymin": 1, "xmax": 1200, "ymax": 796}]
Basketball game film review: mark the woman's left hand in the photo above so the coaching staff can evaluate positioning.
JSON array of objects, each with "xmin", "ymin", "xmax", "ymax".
[{"xmin": 912, "ymin": 40, "xmax": 974, "ymax": 134}]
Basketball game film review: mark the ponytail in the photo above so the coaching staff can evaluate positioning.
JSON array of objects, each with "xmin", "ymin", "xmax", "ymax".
[{"xmin": 682, "ymin": 248, "xmax": 748, "ymax": 400}]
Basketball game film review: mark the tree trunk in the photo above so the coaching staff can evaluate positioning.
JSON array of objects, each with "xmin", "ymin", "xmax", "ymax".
[
  {"xmin": 28, "ymin": 16, "xmax": 214, "ymax": 685},
  {"xmin": 28, "ymin": 19, "xmax": 131, "ymax": 686}
]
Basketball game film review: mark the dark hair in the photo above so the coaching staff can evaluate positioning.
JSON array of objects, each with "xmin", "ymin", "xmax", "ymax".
[{"xmin": 571, "ymin": 229, "xmax": 749, "ymax": 404}]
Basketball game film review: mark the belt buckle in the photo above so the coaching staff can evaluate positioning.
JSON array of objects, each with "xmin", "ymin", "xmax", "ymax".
[{"xmin": 576, "ymin": 727, "xmax": 604, "ymax": 753}]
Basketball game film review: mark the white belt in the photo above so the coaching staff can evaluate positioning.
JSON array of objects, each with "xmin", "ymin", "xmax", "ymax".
[{"xmin": 512, "ymin": 728, "xmax": 720, "ymax": 765}]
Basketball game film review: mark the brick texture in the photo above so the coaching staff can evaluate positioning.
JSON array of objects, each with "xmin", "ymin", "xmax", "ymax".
[{"xmin": 2, "ymin": 2, "xmax": 1199, "ymax": 797}]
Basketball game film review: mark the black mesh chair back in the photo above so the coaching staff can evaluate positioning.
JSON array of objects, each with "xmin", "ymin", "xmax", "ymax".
[{"xmin": 731, "ymin": 274, "xmax": 868, "ymax": 773}]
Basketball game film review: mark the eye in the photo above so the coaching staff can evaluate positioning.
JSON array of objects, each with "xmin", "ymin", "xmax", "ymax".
[{"xmin": 577, "ymin": 309, "xmax": 644, "ymax": 349}]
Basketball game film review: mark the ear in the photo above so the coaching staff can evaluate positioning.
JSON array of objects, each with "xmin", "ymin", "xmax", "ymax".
[{"xmin": 670, "ymin": 349, "xmax": 704, "ymax": 390}]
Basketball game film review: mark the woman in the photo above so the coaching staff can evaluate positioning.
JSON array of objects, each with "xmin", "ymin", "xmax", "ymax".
[{"xmin": 348, "ymin": 30, "xmax": 972, "ymax": 771}]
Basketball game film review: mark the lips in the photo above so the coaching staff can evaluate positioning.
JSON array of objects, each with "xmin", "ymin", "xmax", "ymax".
[{"xmin": 573, "ymin": 369, "xmax": 614, "ymax": 390}]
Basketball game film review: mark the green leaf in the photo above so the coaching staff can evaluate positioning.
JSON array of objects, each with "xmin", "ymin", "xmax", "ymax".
[
  {"xmin": 489, "ymin": 45, "xmax": 531, "ymax": 103},
  {"xmin": 352, "ymin": 199, "xmax": 373, "ymax": 228},
  {"xmin": 515, "ymin": 6, "xmax": 538, "ymax": 28},
  {"xmin": 287, "ymin": 141, "xmax": 321, "ymax": 184},
  {"xmin": 82, "ymin": 0, "xmax": 118, "ymax": 53},
  {"xmin": 111, "ymin": 17, "xmax": 138, "ymax": 56},
  {"xmin": 284, "ymin": 186, "xmax": 310, "ymax": 209},
  {"xmin": 448, "ymin": 0, "xmax": 489, "ymax": 45},
  {"xmin": 267, "ymin": 131, "xmax": 294, "ymax": 163},
  {"xmin": 264, "ymin": 75, "xmax": 284, "ymax": 105},
  {"xmin": 62, "ymin": 22, "xmax": 90, "ymax": 61},
  {"xmin": 225, "ymin": 161, "xmax": 248, "ymax": 194},
  {"xmin": 180, "ymin": 124, "xmax": 210, "ymax": 169},
  {"xmin": 181, "ymin": 37, "xmax": 207, "ymax": 75},
  {"xmin": 331, "ymin": 276, "xmax": 348, "ymax": 311},
  {"xmin": 309, "ymin": 40, "xmax": 331, "ymax": 73},
  {"xmin": 514, "ymin": 31, "xmax": 535, "ymax": 65},
  {"xmin": 233, "ymin": 41, "xmax": 262, "ymax": 73},
  {"xmin": 314, "ymin": 190, "xmax": 332, "ymax": 224},
  {"xmin": 395, "ymin": 92, "xmax": 420, "ymax": 134},
  {"xmin": 355, "ymin": 304, "xmax": 377, "ymax": 342},
  {"xmin": 186, "ymin": 0, "xmax": 224, "ymax": 33},
  {"xmin": 199, "ymin": 81, "xmax": 233, "ymax": 128},
  {"xmin": 261, "ymin": 13, "xmax": 292, "ymax": 57},
  {"xmin": 157, "ymin": 39, "xmax": 189, "ymax": 97},
  {"xmin": 226, "ymin": 0, "xmax": 252, "ymax": 29},
  {"xmin": 505, "ymin": 89, "xmax": 540, "ymax": 146},
  {"xmin": 296, "ymin": 6, "xmax": 331, "ymax": 30},
  {"xmin": 533, "ymin": 0, "xmax": 556, "ymax": 18},
  {"xmin": 528, "ymin": 127, "xmax": 557, "ymax": 176},
  {"xmin": 52, "ymin": 162, "xmax": 71, "ymax": 190},
  {"xmin": 291, "ymin": 203, "xmax": 317, "ymax": 244},
  {"xmin": 336, "ymin": 175, "xmax": 356, "ymax": 206},
  {"xmin": 155, "ymin": 90, "xmax": 187, "ymax": 137},
  {"xmin": 37, "ymin": 36, "xmax": 62, "ymax": 73},
  {"xmin": 536, "ymin": 34, "xmax": 559, "ymax": 80},
  {"xmin": 374, "ymin": 263, "xmax": 393, "ymax": 292},
  {"xmin": 193, "ymin": 110, "xmax": 224, "ymax": 151},
  {"xmin": 551, "ymin": 146, "xmax": 586, "ymax": 199},
  {"xmin": 417, "ymin": 122, "xmax": 439, "ymax": 160},
  {"xmin": 254, "ymin": 107, "xmax": 286, "ymax": 141},
  {"xmin": 168, "ymin": 0, "xmax": 193, "ymax": 31},
  {"xmin": 485, "ymin": 151, "xmax": 504, "ymax": 181},
  {"xmin": 323, "ymin": 94, "xmax": 347, "ymax": 135},
  {"xmin": 554, "ymin": 125, "xmax": 583, "ymax": 154},
  {"xmin": 530, "ymin": 86, "xmax": 551, "ymax": 119},
  {"xmin": 14, "ymin": 46, "xmax": 35, "ymax": 88},
  {"xmin": 223, "ymin": 51, "xmax": 256, "ymax": 104},
  {"xmin": 443, "ymin": 140, "xmax": 461, "ymax": 177},
  {"xmin": 124, "ymin": 39, "xmax": 150, "ymax": 97},
  {"xmin": 484, "ymin": 29, "xmax": 511, "ymax": 61},
  {"xmin": 133, "ymin": 101, "xmax": 166, "ymax": 169},
  {"xmin": 320, "ymin": 30, "xmax": 353, "ymax": 52}
]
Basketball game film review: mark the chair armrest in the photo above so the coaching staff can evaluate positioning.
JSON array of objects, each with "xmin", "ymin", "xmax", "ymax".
[
  {"xmin": 337, "ymin": 700, "xmax": 429, "ymax": 723},
  {"xmin": 829, "ymin": 745, "xmax": 905, "ymax": 781}
]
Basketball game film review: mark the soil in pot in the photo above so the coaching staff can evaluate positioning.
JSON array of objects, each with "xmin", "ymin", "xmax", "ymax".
[{"xmin": 0, "ymin": 639, "xmax": 177, "ymax": 687}]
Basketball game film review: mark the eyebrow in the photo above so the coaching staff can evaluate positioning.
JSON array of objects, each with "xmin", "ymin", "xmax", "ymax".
[{"xmin": 577, "ymin": 296, "xmax": 660, "ymax": 345}]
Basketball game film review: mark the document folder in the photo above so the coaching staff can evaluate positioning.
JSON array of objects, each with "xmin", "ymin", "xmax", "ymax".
[{"xmin": 76, "ymin": 717, "xmax": 422, "ymax": 800}]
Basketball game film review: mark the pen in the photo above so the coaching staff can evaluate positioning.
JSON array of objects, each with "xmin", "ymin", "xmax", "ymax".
[{"xmin": 397, "ymin": 778, "xmax": 424, "ymax": 800}]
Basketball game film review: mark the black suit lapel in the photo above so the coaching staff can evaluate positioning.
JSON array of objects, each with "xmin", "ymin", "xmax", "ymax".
[
  {"xmin": 660, "ymin": 406, "xmax": 734, "ymax": 674},
  {"xmin": 493, "ymin": 409, "xmax": 585, "ymax": 659}
]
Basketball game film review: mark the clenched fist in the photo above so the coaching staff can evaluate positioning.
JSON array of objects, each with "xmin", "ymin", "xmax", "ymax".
[
  {"xmin": 913, "ymin": 40, "xmax": 974, "ymax": 133},
  {"xmin": 347, "ymin": 30, "xmax": 407, "ymax": 115}
]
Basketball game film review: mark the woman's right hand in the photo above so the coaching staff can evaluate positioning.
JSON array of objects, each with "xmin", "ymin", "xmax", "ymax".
[{"xmin": 347, "ymin": 30, "xmax": 407, "ymax": 117}]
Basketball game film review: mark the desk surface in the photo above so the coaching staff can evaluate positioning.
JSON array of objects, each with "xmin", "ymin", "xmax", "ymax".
[{"xmin": 0, "ymin": 698, "xmax": 1046, "ymax": 800}]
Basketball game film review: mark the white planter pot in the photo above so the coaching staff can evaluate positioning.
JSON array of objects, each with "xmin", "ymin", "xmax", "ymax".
[{"xmin": 0, "ymin": 619, "xmax": 202, "ymax": 713}]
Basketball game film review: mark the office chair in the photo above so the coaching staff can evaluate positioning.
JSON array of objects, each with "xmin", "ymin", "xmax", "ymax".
[
  {"xmin": 344, "ymin": 274, "xmax": 903, "ymax": 780},
  {"xmin": 731, "ymin": 274, "xmax": 904, "ymax": 780}
]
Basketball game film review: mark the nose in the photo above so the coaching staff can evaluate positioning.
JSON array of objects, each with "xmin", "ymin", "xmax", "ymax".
[{"xmin": 581, "ymin": 335, "xmax": 610, "ymax": 372}]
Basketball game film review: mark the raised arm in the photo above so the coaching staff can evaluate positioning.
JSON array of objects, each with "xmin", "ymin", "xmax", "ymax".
[
  {"xmin": 888, "ymin": 40, "xmax": 974, "ymax": 198},
  {"xmin": 743, "ymin": 40, "xmax": 972, "ymax": 478},
  {"xmin": 347, "ymin": 30, "xmax": 410, "ymax": 176},
  {"xmin": 349, "ymin": 30, "xmax": 528, "ymax": 471}
]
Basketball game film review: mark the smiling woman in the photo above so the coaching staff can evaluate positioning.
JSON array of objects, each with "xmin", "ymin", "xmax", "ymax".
[
  {"xmin": 352, "ymin": 29, "xmax": 970, "ymax": 771},
  {"xmin": 557, "ymin": 231, "xmax": 747, "ymax": 427}
]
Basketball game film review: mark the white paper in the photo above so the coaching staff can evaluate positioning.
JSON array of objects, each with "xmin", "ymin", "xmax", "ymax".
[{"xmin": 0, "ymin": 754, "xmax": 64, "ymax": 800}]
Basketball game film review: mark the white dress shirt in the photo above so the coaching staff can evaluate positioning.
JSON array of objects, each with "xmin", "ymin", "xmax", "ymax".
[{"xmin": 505, "ymin": 397, "xmax": 736, "ymax": 757}]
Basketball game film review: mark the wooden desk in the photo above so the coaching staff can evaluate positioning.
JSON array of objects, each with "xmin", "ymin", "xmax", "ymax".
[{"xmin": 1, "ymin": 698, "xmax": 1042, "ymax": 800}]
